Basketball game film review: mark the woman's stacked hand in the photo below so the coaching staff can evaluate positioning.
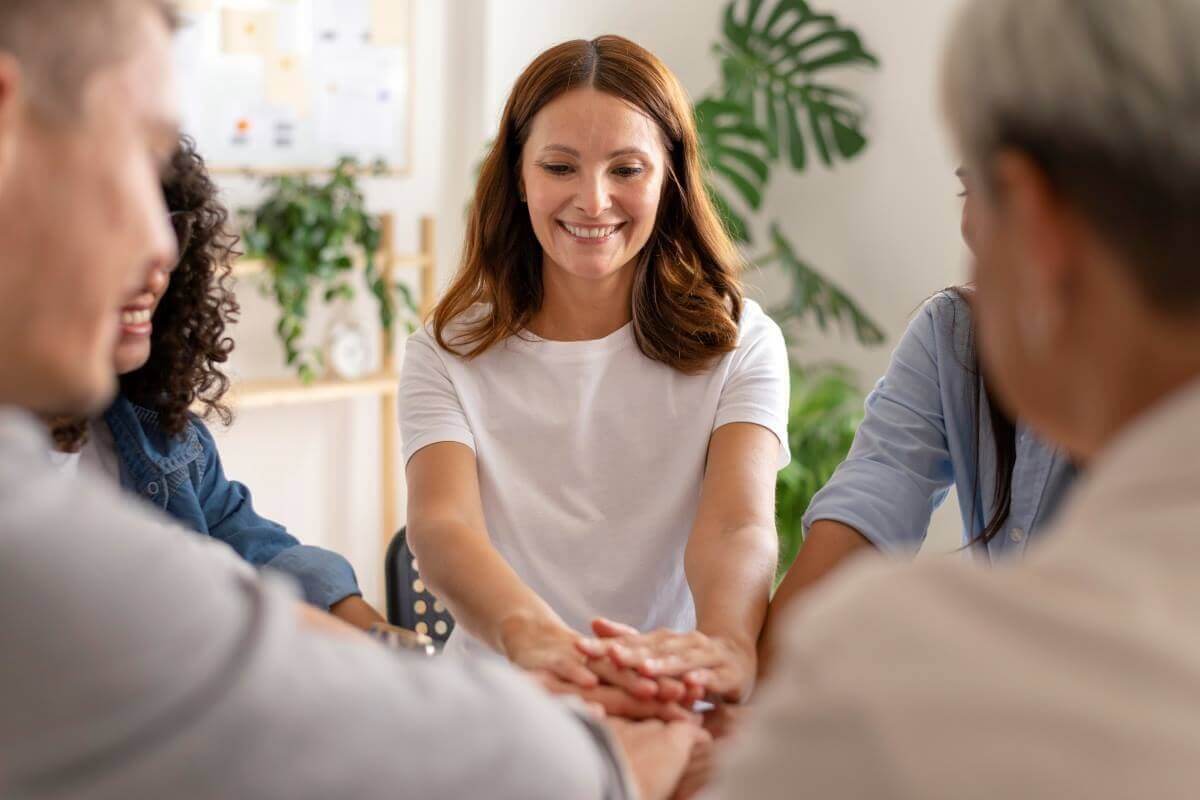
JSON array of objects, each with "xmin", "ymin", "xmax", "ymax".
[
  {"xmin": 499, "ymin": 614, "xmax": 707, "ymax": 722},
  {"xmin": 578, "ymin": 618, "xmax": 758, "ymax": 705}
]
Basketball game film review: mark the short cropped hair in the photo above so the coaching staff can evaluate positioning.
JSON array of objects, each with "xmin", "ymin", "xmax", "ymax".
[
  {"xmin": 944, "ymin": 0, "xmax": 1200, "ymax": 314},
  {"xmin": 0, "ymin": 0, "xmax": 176, "ymax": 122}
]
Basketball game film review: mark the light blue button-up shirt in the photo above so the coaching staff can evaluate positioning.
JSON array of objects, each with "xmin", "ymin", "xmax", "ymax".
[{"xmin": 803, "ymin": 291, "xmax": 1077, "ymax": 561}]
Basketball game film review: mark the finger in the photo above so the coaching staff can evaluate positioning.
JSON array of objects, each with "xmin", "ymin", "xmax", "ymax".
[
  {"xmin": 610, "ymin": 642, "xmax": 654, "ymax": 670},
  {"xmin": 654, "ymin": 675, "xmax": 687, "ymax": 703},
  {"xmin": 553, "ymin": 656, "xmax": 600, "ymax": 689},
  {"xmin": 655, "ymin": 722, "xmax": 707, "ymax": 793},
  {"xmin": 576, "ymin": 637, "xmax": 609, "ymax": 658},
  {"xmin": 643, "ymin": 650, "xmax": 727, "ymax": 677},
  {"xmin": 670, "ymin": 729, "xmax": 716, "ymax": 800},
  {"xmin": 592, "ymin": 617, "xmax": 641, "ymax": 638},
  {"xmin": 589, "ymin": 658, "xmax": 659, "ymax": 700},
  {"xmin": 586, "ymin": 686, "xmax": 700, "ymax": 723}
]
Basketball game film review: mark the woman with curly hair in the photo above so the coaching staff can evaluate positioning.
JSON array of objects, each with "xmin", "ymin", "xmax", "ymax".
[{"xmin": 48, "ymin": 136, "xmax": 385, "ymax": 631}]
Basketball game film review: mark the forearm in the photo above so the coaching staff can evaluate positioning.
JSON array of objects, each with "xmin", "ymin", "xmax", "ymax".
[
  {"xmin": 409, "ymin": 519, "xmax": 565, "ymax": 652},
  {"xmin": 757, "ymin": 518, "xmax": 874, "ymax": 677},
  {"xmin": 686, "ymin": 522, "xmax": 777, "ymax": 655},
  {"xmin": 329, "ymin": 595, "xmax": 385, "ymax": 631}
]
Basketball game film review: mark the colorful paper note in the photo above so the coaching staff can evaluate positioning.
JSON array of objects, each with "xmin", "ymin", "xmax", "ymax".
[
  {"xmin": 370, "ymin": 0, "xmax": 408, "ymax": 46},
  {"xmin": 265, "ymin": 54, "xmax": 310, "ymax": 117},
  {"xmin": 221, "ymin": 8, "xmax": 277, "ymax": 55}
]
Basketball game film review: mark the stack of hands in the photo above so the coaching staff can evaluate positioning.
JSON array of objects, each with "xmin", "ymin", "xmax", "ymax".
[{"xmin": 501, "ymin": 616, "xmax": 754, "ymax": 800}]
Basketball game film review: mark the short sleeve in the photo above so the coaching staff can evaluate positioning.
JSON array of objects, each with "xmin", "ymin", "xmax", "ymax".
[
  {"xmin": 713, "ymin": 306, "xmax": 791, "ymax": 469},
  {"xmin": 800, "ymin": 298, "xmax": 956, "ymax": 556},
  {"xmin": 398, "ymin": 328, "xmax": 476, "ymax": 464}
]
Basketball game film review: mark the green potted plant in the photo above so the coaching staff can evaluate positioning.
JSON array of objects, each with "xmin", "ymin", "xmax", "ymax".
[
  {"xmin": 242, "ymin": 157, "xmax": 418, "ymax": 382},
  {"xmin": 775, "ymin": 364, "xmax": 863, "ymax": 579},
  {"xmin": 694, "ymin": 0, "xmax": 885, "ymax": 559}
]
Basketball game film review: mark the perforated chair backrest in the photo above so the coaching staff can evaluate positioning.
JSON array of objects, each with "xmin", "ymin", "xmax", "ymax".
[{"xmin": 384, "ymin": 527, "xmax": 455, "ymax": 643}]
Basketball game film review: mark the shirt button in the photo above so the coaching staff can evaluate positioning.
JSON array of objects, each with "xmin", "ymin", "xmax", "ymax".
[
  {"xmin": 1009, "ymin": 527, "xmax": 1026, "ymax": 543},
  {"xmin": 146, "ymin": 482, "xmax": 159, "ymax": 496}
]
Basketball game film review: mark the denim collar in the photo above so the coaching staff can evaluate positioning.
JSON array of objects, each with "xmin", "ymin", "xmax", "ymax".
[{"xmin": 102, "ymin": 395, "xmax": 203, "ymax": 491}]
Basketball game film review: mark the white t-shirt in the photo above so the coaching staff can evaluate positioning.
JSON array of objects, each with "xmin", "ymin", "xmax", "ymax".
[
  {"xmin": 399, "ymin": 299, "xmax": 790, "ymax": 653},
  {"xmin": 46, "ymin": 418, "xmax": 121, "ymax": 485}
]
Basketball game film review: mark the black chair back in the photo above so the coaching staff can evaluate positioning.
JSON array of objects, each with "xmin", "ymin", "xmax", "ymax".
[{"xmin": 385, "ymin": 527, "xmax": 455, "ymax": 644}]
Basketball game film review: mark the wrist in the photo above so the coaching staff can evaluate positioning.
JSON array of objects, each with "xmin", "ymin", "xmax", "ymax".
[{"xmin": 497, "ymin": 609, "xmax": 559, "ymax": 658}]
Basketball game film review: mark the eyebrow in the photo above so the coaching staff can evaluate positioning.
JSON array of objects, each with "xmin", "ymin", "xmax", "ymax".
[{"xmin": 539, "ymin": 144, "xmax": 651, "ymax": 159}]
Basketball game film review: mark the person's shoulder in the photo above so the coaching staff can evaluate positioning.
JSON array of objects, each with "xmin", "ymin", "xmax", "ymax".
[
  {"xmin": 736, "ymin": 298, "xmax": 785, "ymax": 346},
  {"xmin": 106, "ymin": 395, "xmax": 206, "ymax": 465},
  {"xmin": 892, "ymin": 289, "xmax": 974, "ymax": 369},
  {"xmin": 409, "ymin": 304, "xmax": 494, "ymax": 354}
]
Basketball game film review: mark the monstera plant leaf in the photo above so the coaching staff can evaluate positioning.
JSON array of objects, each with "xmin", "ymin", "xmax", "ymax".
[
  {"xmin": 716, "ymin": 0, "xmax": 878, "ymax": 171},
  {"xmin": 695, "ymin": 97, "xmax": 772, "ymax": 244},
  {"xmin": 765, "ymin": 222, "xmax": 885, "ymax": 345}
]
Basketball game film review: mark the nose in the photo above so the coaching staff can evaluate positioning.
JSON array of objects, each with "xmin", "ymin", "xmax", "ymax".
[
  {"xmin": 145, "ymin": 262, "xmax": 170, "ymax": 297},
  {"xmin": 130, "ymin": 208, "xmax": 178, "ymax": 299},
  {"xmin": 574, "ymin": 171, "xmax": 612, "ymax": 218}
]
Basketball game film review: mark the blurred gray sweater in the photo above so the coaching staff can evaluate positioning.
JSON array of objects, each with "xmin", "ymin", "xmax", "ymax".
[{"xmin": 0, "ymin": 407, "xmax": 632, "ymax": 800}]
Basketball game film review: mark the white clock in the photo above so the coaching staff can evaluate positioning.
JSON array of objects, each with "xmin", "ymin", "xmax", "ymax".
[{"xmin": 326, "ymin": 320, "xmax": 370, "ymax": 380}]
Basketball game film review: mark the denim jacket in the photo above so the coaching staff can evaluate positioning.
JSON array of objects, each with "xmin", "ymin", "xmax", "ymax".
[{"xmin": 102, "ymin": 395, "xmax": 362, "ymax": 609}]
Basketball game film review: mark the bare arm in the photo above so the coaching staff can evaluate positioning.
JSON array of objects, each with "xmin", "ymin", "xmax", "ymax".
[
  {"xmin": 406, "ymin": 441, "xmax": 599, "ymax": 687},
  {"xmin": 584, "ymin": 423, "xmax": 780, "ymax": 704},
  {"xmin": 406, "ymin": 443, "xmax": 567, "ymax": 645},
  {"xmin": 684, "ymin": 422, "xmax": 780, "ymax": 699},
  {"xmin": 756, "ymin": 519, "xmax": 874, "ymax": 678}
]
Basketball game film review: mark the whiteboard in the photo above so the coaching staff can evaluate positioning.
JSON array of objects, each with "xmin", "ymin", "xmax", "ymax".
[{"xmin": 172, "ymin": 0, "xmax": 412, "ymax": 174}]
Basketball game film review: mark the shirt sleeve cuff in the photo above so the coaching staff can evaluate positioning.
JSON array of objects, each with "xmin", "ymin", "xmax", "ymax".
[
  {"xmin": 263, "ymin": 544, "xmax": 362, "ymax": 609},
  {"xmin": 713, "ymin": 410, "xmax": 791, "ymax": 470},
  {"xmin": 401, "ymin": 427, "xmax": 476, "ymax": 465}
]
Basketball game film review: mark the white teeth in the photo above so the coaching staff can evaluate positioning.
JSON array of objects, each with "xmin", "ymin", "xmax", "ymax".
[
  {"xmin": 563, "ymin": 223, "xmax": 618, "ymax": 239},
  {"xmin": 120, "ymin": 309, "xmax": 152, "ymax": 326}
]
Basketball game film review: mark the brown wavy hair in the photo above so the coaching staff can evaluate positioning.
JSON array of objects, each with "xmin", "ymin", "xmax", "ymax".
[
  {"xmin": 434, "ymin": 35, "xmax": 743, "ymax": 373},
  {"xmin": 53, "ymin": 135, "xmax": 239, "ymax": 450}
]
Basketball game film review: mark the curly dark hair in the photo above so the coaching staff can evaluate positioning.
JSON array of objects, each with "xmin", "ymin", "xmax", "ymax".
[
  {"xmin": 52, "ymin": 135, "xmax": 240, "ymax": 450},
  {"xmin": 121, "ymin": 135, "xmax": 240, "ymax": 436}
]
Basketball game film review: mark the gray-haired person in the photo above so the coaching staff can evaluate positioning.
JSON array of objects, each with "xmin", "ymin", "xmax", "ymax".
[
  {"xmin": 0, "ymin": 2, "xmax": 703, "ymax": 798},
  {"xmin": 706, "ymin": 1, "xmax": 1200, "ymax": 797}
]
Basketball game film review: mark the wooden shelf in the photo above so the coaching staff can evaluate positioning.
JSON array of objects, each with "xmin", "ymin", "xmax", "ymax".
[
  {"xmin": 215, "ymin": 213, "xmax": 435, "ymax": 555},
  {"xmin": 227, "ymin": 371, "xmax": 399, "ymax": 410},
  {"xmin": 231, "ymin": 253, "xmax": 434, "ymax": 279}
]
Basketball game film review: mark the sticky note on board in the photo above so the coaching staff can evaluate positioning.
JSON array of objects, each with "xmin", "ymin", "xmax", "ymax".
[
  {"xmin": 221, "ymin": 8, "xmax": 278, "ymax": 55},
  {"xmin": 370, "ymin": 0, "xmax": 408, "ymax": 46},
  {"xmin": 265, "ymin": 54, "xmax": 310, "ymax": 117}
]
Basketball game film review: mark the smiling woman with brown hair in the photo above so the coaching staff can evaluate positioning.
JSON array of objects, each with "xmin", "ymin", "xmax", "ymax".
[{"xmin": 400, "ymin": 35, "xmax": 790, "ymax": 718}]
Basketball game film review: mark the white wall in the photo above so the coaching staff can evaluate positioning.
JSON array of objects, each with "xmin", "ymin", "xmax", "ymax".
[
  {"xmin": 206, "ymin": 0, "xmax": 970, "ymax": 611},
  {"xmin": 206, "ymin": 0, "xmax": 465, "ymax": 607}
]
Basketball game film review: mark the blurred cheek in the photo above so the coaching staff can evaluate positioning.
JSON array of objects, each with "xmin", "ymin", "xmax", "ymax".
[{"xmin": 960, "ymin": 199, "xmax": 977, "ymax": 256}]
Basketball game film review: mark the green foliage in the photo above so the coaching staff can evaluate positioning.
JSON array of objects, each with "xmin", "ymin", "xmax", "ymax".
[
  {"xmin": 761, "ymin": 222, "xmax": 884, "ymax": 345},
  {"xmin": 242, "ymin": 157, "xmax": 417, "ymax": 382},
  {"xmin": 775, "ymin": 364, "xmax": 863, "ymax": 578},
  {"xmin": 697, "ymin": 0, "xmax": 884, "ymax": 345},
  {"xmin": 694, "ymin": 1, "xmax": 886, "ymax": 561},
  {"xmin": 717, "ymin": 0, "xmax": 878, "ymax": 171}
]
